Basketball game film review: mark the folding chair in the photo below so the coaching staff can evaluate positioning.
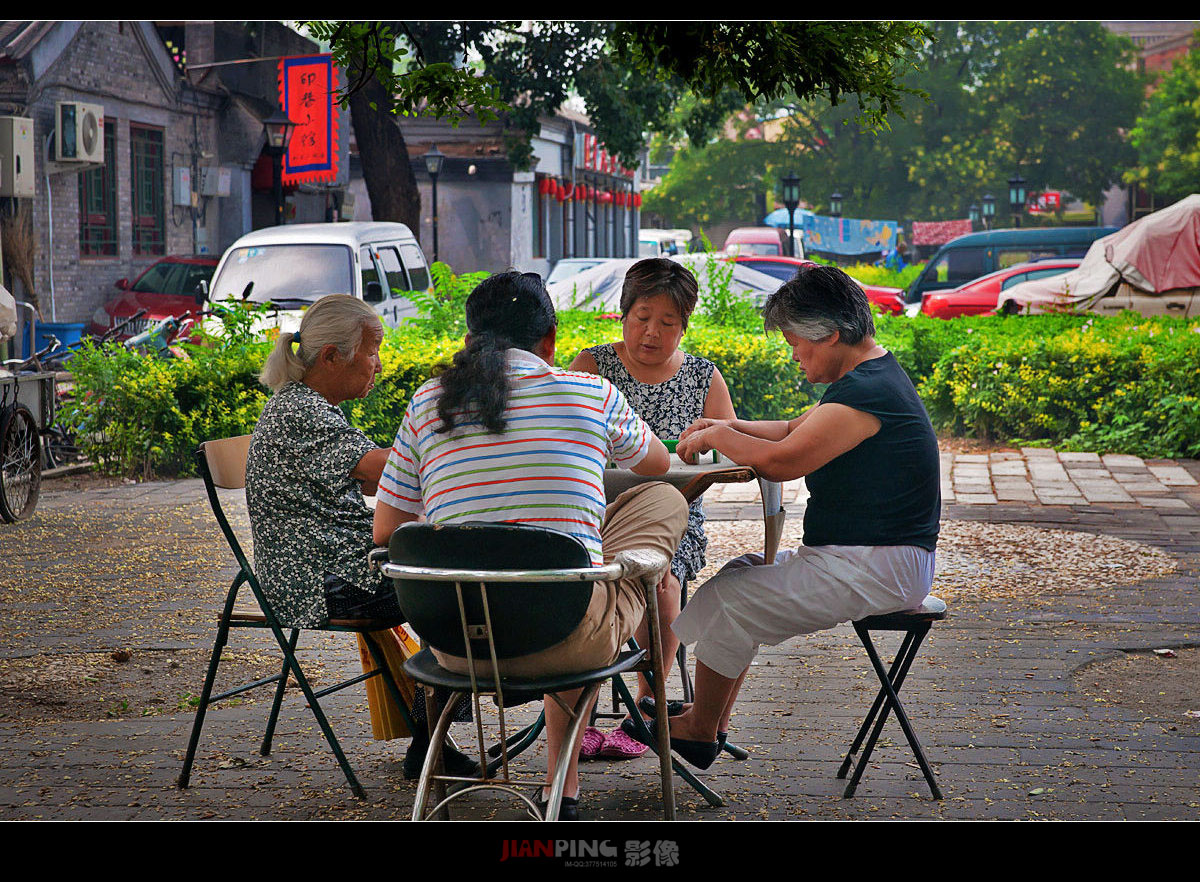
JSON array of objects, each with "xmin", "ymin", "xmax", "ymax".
[
  {"xmin": 178, "ymin": 436, "xmax": 418, "ymax": 800},
  {"xmin": 837, "ymin": 595, "xmax": 947, "ymax": 799},
  {"xmin": 378, "ymin": 522, "xmax": 677, "ymax": 821}
]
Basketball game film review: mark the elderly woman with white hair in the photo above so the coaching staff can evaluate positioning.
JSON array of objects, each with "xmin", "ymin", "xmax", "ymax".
[
  {"xmin": 246, "ymin": 293, "xmax": 476, "ymax": 778},
  {"xmin": 626, "ymin": 264, "xmax": 941, "ymax": 770}
]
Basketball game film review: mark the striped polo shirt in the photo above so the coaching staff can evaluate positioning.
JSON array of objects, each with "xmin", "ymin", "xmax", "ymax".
[{"xmin": 378, "ymin": 349, "xmax": 653, "ymax": 564}]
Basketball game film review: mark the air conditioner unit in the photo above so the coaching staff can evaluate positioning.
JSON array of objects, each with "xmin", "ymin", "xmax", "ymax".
[{"xmin": 54, "ymin": 101, "xmax": 104, "ymax": 163}]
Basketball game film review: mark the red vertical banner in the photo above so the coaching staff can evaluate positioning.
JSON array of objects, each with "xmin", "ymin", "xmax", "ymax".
[{"xmin": 278, "ymin": 54, "xmax": 339, "ymax": 184}]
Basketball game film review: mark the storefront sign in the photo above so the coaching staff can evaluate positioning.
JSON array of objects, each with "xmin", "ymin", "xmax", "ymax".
[{"xmin": 278, "ymin": 54, "xmax": 339, "ymax": 184}]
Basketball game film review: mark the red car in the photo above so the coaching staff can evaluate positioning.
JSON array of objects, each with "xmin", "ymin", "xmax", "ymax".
[
  {"xmin": 731, "ymin": 255, "xmax": 906, "ymax": 315},
  {"xmin": 920, "ymin": 259, "xmax": 1082, "ymax": 319},
  {"xmin": 88, "ymin": 255, "xmax": 219, "ymax": 338}
]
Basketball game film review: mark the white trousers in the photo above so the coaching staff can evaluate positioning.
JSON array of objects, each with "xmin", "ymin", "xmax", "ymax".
[{"xmin": 671, "ymin": 544, "xmax": 936, "ymax": 679}]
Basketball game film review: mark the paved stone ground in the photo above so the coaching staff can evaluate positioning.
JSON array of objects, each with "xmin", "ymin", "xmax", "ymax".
[{"xmin": 1, "ymin": 449, "xmax": 1198, "ymax": 821}]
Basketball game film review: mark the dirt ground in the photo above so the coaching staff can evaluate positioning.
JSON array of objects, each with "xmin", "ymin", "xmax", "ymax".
[
  {"xmin": 1075, "ymin": 647, "xmax": 1200, "ymax": 728},
  {"xmin": 5, "ymin": 442, "xmax": 1185, "ymax": 731}
]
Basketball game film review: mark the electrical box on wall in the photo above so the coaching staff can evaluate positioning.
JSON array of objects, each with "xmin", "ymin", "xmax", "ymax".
[
  {"xmin": 173, "ymin": 167, "xmax": 192, "ymax": 207},
  {"xmin": 199, "ymin": 166, "xmax": 231, "ymax": 197},
  {"xmin": 0, "ymin": 116, "xmax": 35, "ymax": 198}
]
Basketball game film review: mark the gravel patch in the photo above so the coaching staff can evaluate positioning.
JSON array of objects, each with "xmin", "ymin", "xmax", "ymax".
[{"xmin": 697, "ymin": 518, "xmax": 1177, "ymax": 601}]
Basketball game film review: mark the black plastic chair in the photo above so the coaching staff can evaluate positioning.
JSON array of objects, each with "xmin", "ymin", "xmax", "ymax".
[
  {"xmin": 178, "ymin": 436, "xmax": 418, "ymax": 800},
  {"xmin": 378, "ymin": 521, "xmax": 677, "ymax": 821},
  {"xmin": 838, "ymin": 595, "xmax": 947, "ymax": 799}
]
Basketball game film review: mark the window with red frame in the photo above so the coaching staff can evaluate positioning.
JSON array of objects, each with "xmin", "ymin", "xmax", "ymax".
[
  {"xmin": 130, "ymin": 124, "xmax": 165, "ymax": 256},
  {"xmin": 78, "ymin": 120, "xmax": 117, "ymax": 256}
]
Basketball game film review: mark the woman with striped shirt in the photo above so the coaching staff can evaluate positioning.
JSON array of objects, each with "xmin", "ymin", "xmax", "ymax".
[{"xmin": 373, "ymin": 271, "xmax": 688, "ymax": 819}]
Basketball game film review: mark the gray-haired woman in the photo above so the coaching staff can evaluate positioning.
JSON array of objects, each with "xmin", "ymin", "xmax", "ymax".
[
  {"xmin": 246, "ymin": 293, "xmax": 475, "ymax": 778},
  {"xmin": 629, "ymin": 264, "xmax": 941, "ymax": 769}
]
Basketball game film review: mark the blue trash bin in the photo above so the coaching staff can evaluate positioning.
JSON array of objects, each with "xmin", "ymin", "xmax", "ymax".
[{"xmin": 34, "ymin": 322, "xmax": 86, "ymax": 355}]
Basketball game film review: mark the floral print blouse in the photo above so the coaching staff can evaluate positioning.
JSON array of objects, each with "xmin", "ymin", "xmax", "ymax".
[
  {"xmin": 587, "ymin": 343, "xmax": 715, "ymax": 583},
  {"xmin": 245, "ymin": 381, "xmax": 379, "ymax": 627}
]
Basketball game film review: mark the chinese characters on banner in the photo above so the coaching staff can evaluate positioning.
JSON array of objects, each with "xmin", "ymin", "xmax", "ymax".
[{"xmin": 277, "ymin": 54, "xmax": 339, "ymax": 184}]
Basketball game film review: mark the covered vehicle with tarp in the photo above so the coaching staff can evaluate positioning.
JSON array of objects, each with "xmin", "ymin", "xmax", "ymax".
[
  {"xmin": 546, "ymin": 254, "xmax": 782, "ymax": 312},
  {"xmin": 996, "ymin": 195, "xmax": 1200, "ymax": 317}
]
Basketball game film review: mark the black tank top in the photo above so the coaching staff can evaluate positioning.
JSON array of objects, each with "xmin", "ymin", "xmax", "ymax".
[{"xmin": 802, "ymin": 352, "xmax": 940, "ymax": 551}]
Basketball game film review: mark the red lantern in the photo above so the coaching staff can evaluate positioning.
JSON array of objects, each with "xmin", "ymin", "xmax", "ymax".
[
  {"xmin": 537, "ymin": 177, "xmax": 552, "ymax": 195},
  {"xmin": 555, "ymin": 181, "xmax": 566, "ymax": 201},
  {"xmin": 599, "ymin": 190, "xmax": 613, "ymax": 205},
  {"xmin": 633, "ymin": 193, "xmax": 642, "ymax": 208}
]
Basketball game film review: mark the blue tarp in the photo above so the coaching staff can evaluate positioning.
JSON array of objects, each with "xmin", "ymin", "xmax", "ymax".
[{"xmin": 764, "ymin": 208, "xmax": 898, "ymax": 257}]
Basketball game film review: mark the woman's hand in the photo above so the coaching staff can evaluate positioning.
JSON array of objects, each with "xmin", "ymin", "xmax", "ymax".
[
  {"xmin": 676, "ymin": 425, "xmax": 718, "ymax": 465},
  {"xmin": 679, "ymin": 417, "xmax": 730, "ymax": 442}
]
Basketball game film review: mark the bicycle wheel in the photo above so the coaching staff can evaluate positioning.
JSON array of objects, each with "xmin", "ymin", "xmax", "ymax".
[{"xmin": 0, "ymin": 404, "xmax": 42, "ymax": 522}]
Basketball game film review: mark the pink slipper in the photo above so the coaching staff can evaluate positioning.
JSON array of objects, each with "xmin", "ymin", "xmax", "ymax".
[
  {"xmin": 598, "ymin": 725, "xmax": 649, "ymax": 759},
  {"xmin": 578, "ymin": 725, "xmax": 605, "ymax": 759}
]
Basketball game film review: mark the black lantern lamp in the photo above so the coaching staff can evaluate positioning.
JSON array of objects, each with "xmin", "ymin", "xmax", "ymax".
[
  {"xmin": 423, "ymin": 144, "xmax": 446, "ymax": 263},
  {"xmin": 262, "ymin": 108, "xmax": 297, "ymax": 226},
  {"xmin": 781, "ymin": 172, "xmax": 801, "ymax": 257},
  {"xmin": 968, "ymin": 203, "xmax": 981, "ymax": 227},
  {"xmin": 829, "ymin": 191, "xmax": 843, "ymax": 219},
  {"xmin": 1007, "ymin": 173, "xmax": 1027, "ymax": 228},
  {"xmin": 982, "ymin": 193, "xmax": 996, "ymax": 230}
]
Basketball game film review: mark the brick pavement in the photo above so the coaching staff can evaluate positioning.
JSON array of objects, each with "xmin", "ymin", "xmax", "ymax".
[{"xmin": 1, "ymin": 450, "xmax": 1198, "ymax": 821}]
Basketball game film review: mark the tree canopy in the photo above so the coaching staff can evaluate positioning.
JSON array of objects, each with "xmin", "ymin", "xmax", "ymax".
[
  {"xmin": 646, "ymin": 21, "xmax": 1145, "ymax": 229},
  {"xmin": 1126, "ymin": 36, "xmax": 1200, "ymax": 204}
]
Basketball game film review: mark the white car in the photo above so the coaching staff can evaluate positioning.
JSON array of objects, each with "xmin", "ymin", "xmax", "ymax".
[
  {"xmin": 206, "ymin": 222, "xmax": 433, "ymax": 333},
  {"xmin": 546, "ymin": 254, "xmax": 783, "ymax": 312}
]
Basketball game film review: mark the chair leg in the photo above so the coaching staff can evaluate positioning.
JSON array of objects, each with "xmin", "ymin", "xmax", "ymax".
[
  {"xmin": 412, "ymin": 689, "xmax": 469, "ymax": 821},
  {"xmin": 268, "ymin": 623, "xmax": 367, "ymax": 800},
  {"xmin": 177, "ymin": 615, "xmax": 232, "ymax": 789},
  {"xmin": 610, "ymin": 675, "xmax": 723, "ymax": 809},
  {"xmin": 838, "ymin": 629, "xmax": 916, "ymax": 780},
  {"xmin": 842, "ymin": 624, "xmax": 941, "ymax": 799},
  {"xmin": 485, "ymin": 712, "xmax": 545, "ymax": 776},
  {"xmin": 260, "ymin": 628, "xmax": 299, "ymax": 756},
  {"xmin": 543, "ymin": 682, "xmax": 605, "ymax": 821}
]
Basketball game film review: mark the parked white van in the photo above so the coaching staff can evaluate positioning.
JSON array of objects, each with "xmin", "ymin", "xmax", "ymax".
[{"xmin": 206, "ymin": 222, "xmax": 433, "ymax": 331}]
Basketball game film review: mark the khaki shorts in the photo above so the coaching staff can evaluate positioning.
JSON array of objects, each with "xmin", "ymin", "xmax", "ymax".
[{"xmin": 435, "ymin": 481, "xmax": 688, "ymax": 679}]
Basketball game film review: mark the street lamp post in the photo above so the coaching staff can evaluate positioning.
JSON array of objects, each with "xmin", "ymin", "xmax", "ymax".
[
  {"xmin": 261, "ymin": 108, "xmax": 297, "ymax": 227},
  {"xmin": 423, "ymin": 144, "xmax": 446, "ymax": 263},
  {"xmin": 969, "ymin": 203, "xmax": 981, "ymax": 229},
  {"xmin": 829, "ymin": 191, "xmax": 843, "ymax": 219},
  {"xmin": 982, "ymin": 194, "xmax": 995, "ymax": 231},
  {"xmin": 781, "ymin": 172, "xmax": 801, "ymax": 257},
  {"xmin": 1007, "ymin": 173, "xmax": 1027, "ymax": 228}
]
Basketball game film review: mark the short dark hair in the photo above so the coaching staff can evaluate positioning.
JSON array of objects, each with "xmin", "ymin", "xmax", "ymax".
[
  {"xmin": 761, "ymin": 263, "xmax": 875, "ymax": 345},
  {"xmin": 619, "ymin": 258, "xmax": 699, "ymax": 328}
]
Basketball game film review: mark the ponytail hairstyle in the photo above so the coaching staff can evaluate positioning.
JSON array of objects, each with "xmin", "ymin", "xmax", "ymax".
[
  {"xmin": 435, "ymin": 271, "xmax": 557, "ymax": 434},
  {"xmin": 259, "ymin": 294, "xmax": 383, "ymax": 392}
]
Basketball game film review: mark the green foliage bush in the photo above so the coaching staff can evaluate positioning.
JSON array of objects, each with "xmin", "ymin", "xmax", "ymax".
[
  {"xmin": 64, "ymin": 339, "xmax": 270, "ymax": 478},
  {"xmin": 877, "ymin": 312, "xmax": 1200, "ymax": 458},
  {"xmin": 66, "ymin": 274, "xmax": 1200, "ymax": 478}
]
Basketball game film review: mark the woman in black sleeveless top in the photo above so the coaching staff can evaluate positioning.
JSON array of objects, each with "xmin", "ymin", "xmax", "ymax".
[{"xmin": 627, "ymin": 264, "xmax": 940, "ymax": 770}]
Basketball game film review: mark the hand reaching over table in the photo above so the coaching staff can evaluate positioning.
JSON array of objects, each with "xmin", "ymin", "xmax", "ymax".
[{"xmin": 677, "ymin": 418, "xmax": 729, "ymax": 464}]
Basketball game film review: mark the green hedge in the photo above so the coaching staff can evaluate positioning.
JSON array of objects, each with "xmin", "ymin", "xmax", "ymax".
[
  {"xmin": 65, "ymin": 307, "xmax": 1200, "ymax": 478},
  {"xmin": 67, "ymin": 314, "xmax": 816, "ymax": 476},
  {"xmin": 876, "ymin": 311, "xmax": 1200, "ymax": 459}
]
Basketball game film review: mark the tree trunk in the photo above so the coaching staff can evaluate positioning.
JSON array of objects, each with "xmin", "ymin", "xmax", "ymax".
[{"xmin": 348, "ymin": 69, "xmax": 421, "ymax": 234}]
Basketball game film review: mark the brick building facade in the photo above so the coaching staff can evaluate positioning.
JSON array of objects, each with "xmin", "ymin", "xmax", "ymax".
[{"xmin": 0, "ymin": 21, "xmax": 346, "ymax": 331}]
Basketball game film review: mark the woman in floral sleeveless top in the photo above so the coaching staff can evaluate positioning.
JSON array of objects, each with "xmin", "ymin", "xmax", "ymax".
[{"xmin": 568, "ymin": 257, "xmax": 736, "ymax": 759}]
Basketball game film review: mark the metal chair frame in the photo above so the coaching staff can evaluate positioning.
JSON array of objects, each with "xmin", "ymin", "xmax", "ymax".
[
  {"xmin": 178, "ymin": 438, "xmax": 418, "ymax": 800},
  {"xmin": 380, "ymin": 538, "xmax": 678, "ymax": 821},
  {"xmin": 838, "ymin": 596, "xmax": 947, "ymax": 799}
]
